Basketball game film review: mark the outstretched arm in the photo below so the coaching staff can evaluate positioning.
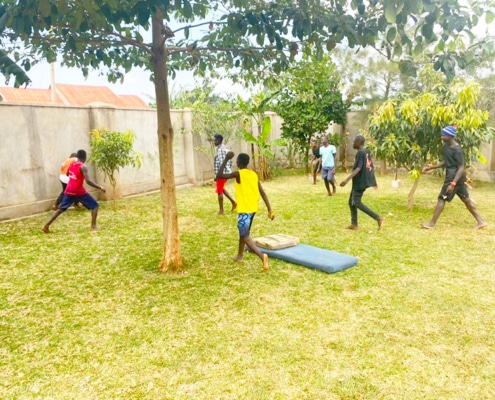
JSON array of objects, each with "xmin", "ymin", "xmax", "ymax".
[
  {"xmin": 422, "ymin": 161, "xmax": 445, "ymax": 173},
  {"xmin": 81, "ymin": 165, "xmax": 106, "ymax": 193}
]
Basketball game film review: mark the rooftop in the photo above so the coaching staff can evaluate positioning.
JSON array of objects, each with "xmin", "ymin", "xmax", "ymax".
[{"xmin": 0, "ymin": 84, "xmax": 149, "ymax": 109}]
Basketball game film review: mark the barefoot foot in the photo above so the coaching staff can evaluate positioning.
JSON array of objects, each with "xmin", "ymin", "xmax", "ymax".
[
  {"xmin": 346, "ymin": 225, "xmax": 359, "ymax": 230},
  {"xmin": 262, "ymin": 254, "xmax": 269, "ymax": 272},
  {"xmin": 42, "ymin": 226, "xmax": 50, "ymax": 233},
  {"xmin": 474, "ymin": 221, "xmax": 488, "ymax": 230},
  {"xmin": 232, "ymin": 257, "xmax": 245, "ymax": 263},
  {"xmin": 231, "ymin": 202, "xmax": 237, "ymax": 212},
  {"xmin": 377, "ymin": 216, "xmax": 385, "ymax": 231},
  {"xmin": 421, "ymin": 223, "xmax": 435, "ymax": 229}
]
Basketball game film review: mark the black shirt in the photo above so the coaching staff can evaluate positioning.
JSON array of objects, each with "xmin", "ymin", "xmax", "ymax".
[
  {"xmin": 443, "ymin": 144, "xmax": 466, "ymax": 184},
  {"xmin": 352, "ymin": 148, "xmax": 377, "ymax": 190}
]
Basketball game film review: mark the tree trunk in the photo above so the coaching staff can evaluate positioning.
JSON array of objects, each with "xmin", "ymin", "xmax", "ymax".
[
  {"xmin": 341, "ymin": 125, "xmax": 348, "ymax": 173},
  {"xmin": 407, "ymin": 176, "xmax": 420, "ymax": 211},
  {"xmin": 152, "ymin": 12, "xmax": 183, "ymax": 272}
]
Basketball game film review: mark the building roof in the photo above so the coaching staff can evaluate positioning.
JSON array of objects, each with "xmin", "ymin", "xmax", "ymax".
[
  {"xmin": 0, "ymin": 84, "xmax": 149, "ymax": 109},
  {"xmin": 0, "ymin": 87, "xmax": 64, "ymax": 105}
]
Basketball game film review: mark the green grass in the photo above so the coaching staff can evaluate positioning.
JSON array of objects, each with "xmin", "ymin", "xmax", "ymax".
[{"xmin": 1, "ymin": 172, "xmax": 495, "ymax": 399}]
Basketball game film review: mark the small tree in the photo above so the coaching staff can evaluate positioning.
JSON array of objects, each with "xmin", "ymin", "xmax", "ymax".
[
  {"xmin": 368, "ymin": 73, "xmax": 495, "ymax": 210},
  {"xmin": 241, "ymin": 115, "xmax": 285, "ymax": 181},
  {"xmin": 274, "ymin": 55, "xmax": 347, "ymax": 170},
  {"xmin": 238, "ymin": 92, "xmax": 278, "ymax": 180},
  {"xmin": 89, "ymin": 128, "xmax": 142, "ymax": 197}
]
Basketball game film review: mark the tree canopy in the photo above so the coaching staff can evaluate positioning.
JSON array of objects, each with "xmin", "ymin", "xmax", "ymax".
[{"xmin": 274, "ymin": 55, "xmax": 346, "ymax": 164}]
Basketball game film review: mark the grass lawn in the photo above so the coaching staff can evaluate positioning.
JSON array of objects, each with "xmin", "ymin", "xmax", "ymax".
[{"xmin": 1, "ymin": 171, "xmax": 495, "ymax": 399}]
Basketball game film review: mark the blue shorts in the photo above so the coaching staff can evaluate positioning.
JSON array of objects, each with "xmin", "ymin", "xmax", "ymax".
[
  {"xmin": 237, "ymin": 213, "xmax": 255, "ymax": 238},
  {"xmin": 322, "ymin": 167, "xmax": 335, "ymax": 181},
  {"xmin": 59, "ymin": 193, "xmax": 99, "ymax": 210}
]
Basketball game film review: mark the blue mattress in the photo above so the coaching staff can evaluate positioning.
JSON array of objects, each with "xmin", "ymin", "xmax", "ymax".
[{"xmin": 257, "ymin": 244, "xmax": 358, "ymax": 274}]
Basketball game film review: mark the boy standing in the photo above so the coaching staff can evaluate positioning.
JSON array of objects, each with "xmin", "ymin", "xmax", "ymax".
[
  {"xmin": 213, "ymin": 134, "xmax": 236, "ymax": 215},
  {"xmin": 216, "ymin": 152, "xmax": 274, "ymax": 271},
  {"xmin": 320, "ymin": 135, "xmax": 338, "ymax": 195},
  {"xmin": 340, "ymin": 135, "xmax": 384, "ymax": 230},
  {"xmin": 421, "ymin": 126, "xmax": 487, "ymax": 230}
]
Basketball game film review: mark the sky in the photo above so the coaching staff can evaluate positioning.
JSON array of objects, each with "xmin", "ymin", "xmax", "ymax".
[{"xmin": 25, "ymin": 61, "xmax": 249, "ymax": 104}]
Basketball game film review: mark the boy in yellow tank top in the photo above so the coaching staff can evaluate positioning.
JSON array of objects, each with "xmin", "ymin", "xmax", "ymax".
[{"xmin": 216, "ymin": 152, "xmax": 274, "ymax": 271}]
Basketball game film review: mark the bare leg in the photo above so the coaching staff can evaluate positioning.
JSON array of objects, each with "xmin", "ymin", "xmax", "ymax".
[
  {"xmin": 42, "ymin": 209, "xmax": 65, "ymax": 233},
  {"xmin": 330, "ymin": 178, "xmax": 337, "ymax": 195},
  {"xmin": 91, "ymin": 207, "xmax": 100, "ymax": 231},
  {"xmin": 217, "ymin": 193, "xmax": 225, "ymax": 215},
  {"xmin": 422, "ymin": 199, "xmax": 445, "ymax": 228},
  {"xmin": 223, "ymin": 189, "xmax": 237, "ymax": 211},
  {"xmin": 461, "ymin": 197, "xmax": 487, "ymax": 229},
  {"xmin": 324, "ymin": 179, "xmax": 332, "ymax": 196},
  {"xmin": 233, "ymin": 237, "xmax": 246, "ymax": 262},
  {"xmin": 235, "ymin": 236, "xmax": 269, "ymax": 271}
]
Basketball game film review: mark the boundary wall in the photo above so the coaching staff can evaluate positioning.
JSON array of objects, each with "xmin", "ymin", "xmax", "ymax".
[{"xmin": 1, "ymin": 104, "xmax": 493, "ymax": 221}]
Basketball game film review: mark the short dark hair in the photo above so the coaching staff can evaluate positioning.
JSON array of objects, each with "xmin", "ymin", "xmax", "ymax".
[
  {"xmin": 76, "ymin": 149, "xmax": 87, "ymax": 161},
  {"xmin": 213, "ymin": 134, "xmax": 223, "ymax": 142},
  {"xmin": 70, "ymin": 152, "xmax": 77, "ymax": 157},
  {"xmin": 354, "ymin": 135, "xmax": 365, "ymax": 145},
  {"xmin": 237, "ymin": 153, "xmax": 249, "ymax": 167}
]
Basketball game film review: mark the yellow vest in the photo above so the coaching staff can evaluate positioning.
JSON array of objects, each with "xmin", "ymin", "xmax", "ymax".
[{"xmin": 235, "ymin": 169, "xmax": 260, "ymax": 213}]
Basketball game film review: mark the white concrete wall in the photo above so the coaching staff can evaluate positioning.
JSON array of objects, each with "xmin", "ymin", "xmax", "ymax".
[{"xmin": 1, "ymin": 104, "xmax": 493, "ymax": 221}]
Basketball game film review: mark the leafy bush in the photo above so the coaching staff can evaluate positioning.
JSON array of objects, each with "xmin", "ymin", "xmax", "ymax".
[{"xmin": 89, "ymin": 128, "xmax": 142, "ymax": 190}]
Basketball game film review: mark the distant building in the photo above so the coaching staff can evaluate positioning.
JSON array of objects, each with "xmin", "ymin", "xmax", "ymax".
[{"xmin": 0, "ymin": 83, "xmax": 149, "ymax": 109}]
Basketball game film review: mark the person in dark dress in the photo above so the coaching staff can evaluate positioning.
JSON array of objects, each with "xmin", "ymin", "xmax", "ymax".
[
  {"xmin": 340, "ymin": 135, "xmax": 384, "ymax": 230},
  {"xmin": 421, "ymin": 126, "xmax": 487, "ymax": 230}
]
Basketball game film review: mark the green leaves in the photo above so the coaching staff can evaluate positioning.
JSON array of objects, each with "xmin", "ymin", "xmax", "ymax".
[
  {"xmin": 274, "ymin": 55, "xmax": 346, "ymax": 161},
  {"xmin": 89, "ymin": 128, "xmax": 142, "ymax": 189}
]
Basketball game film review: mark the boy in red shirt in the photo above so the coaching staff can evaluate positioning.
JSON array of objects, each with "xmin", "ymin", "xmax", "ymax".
[{"xmin": 42, "ymin": 149, "xmax": 106, "ymax": 233}]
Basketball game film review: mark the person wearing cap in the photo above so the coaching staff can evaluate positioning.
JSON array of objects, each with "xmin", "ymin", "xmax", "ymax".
[{"xmin": 421, "ymin": 126, "xmax": 487, "ymax": 230}]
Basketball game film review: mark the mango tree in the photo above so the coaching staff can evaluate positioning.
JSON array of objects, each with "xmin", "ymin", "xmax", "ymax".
[
  {"xmin": 368, "ymin": 71, "xmax": 495, "ymax": 210},
  {"xmin": 2, "ymin": 0, "xmax": 494, "ymax": 271}
]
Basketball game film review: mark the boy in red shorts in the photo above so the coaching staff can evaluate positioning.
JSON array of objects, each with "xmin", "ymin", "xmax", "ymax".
[{"xmin": 213, "ymin": 134, "xmax": 236, "ymax": 215}]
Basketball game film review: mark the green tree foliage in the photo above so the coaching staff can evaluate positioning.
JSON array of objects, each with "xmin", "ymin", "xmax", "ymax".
[
  {"xmin": 2, "ymin": 0, "xmax": 494, "ymax": 270},
  {"xmin": 274, "ymin": 55, "xmax": 346, "ymax": 166},
  {"xmin": 367, "ymin": 69, "xmax": 495, "ymax": 209},
  {"xmin": 0, "ymin": 5, "xmax": 30, "ymax": 86},
  {"xmin": 331, "ymin": 47, "xmax": 404, "ymax": 109},
  {"xmin": 187, "ymin": 85, "xmax": 241, "ymax": 161},
  {"xmin": 241, "ymin": 114, "xmax": 285, "ymax": 181},
  {"xmin": 237, "ymin": 91, "xmax": 280, "ymax": 180},
  {"xmin": 89, "ymin": 128, "xmax": 142, "ymax": 190}
]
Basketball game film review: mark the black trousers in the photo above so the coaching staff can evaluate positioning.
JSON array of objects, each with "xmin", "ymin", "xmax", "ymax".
[{"xmin": 349, "ymin": 188, "xmax": 379, "ymax": 226}]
